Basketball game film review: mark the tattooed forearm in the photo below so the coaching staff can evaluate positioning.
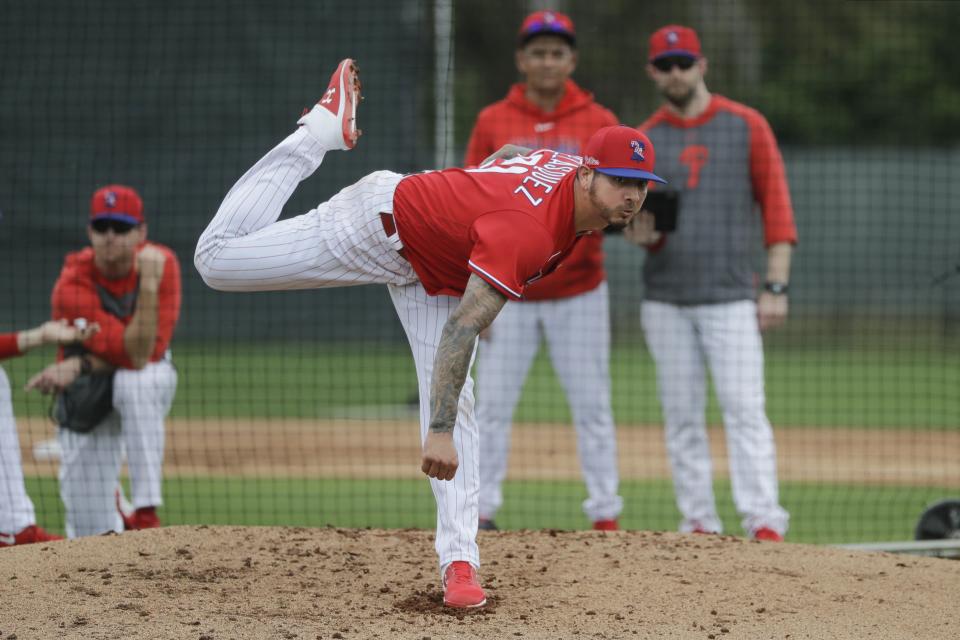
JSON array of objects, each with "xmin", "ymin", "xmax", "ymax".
[
  {"xmin": 428, "ymin": 323, "xmax": 479, "ymax": 433},
  {"xmin": 429, "ymin": 274, "xmax": 507, "ymax": 433}
]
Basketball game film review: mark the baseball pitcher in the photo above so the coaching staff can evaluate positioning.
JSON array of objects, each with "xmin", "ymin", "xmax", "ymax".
[{"xmin": 195, "ymin": 59, "xmax": 664, "ymax": 608}]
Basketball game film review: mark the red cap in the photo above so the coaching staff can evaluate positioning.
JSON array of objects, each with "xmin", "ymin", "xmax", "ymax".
[
  {"xmin": 648, "ymin": 25, "xmax": 702, "ymax": 61},
  {"xmin": 90, "ymin": 185, "xmax": 144, "ymax": 225},
  {"xmin": 518, "ymin": 10, "xmax": 576, "ymax": 47},
  {"xmin": 581, "ymin": 126, "xmax": 667, "ymax": 184}
]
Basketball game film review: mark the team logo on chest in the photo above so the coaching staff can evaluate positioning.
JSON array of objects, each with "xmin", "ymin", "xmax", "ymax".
[{"xmin": 630, "ymin": 140, "xmax": 646, "ymax": 162}]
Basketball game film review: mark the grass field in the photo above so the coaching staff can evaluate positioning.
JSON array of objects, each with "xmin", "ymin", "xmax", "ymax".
[
  {"xmin": 8, "ymin": 341, "xmax": 959, "ymax": 427},
  {"xmin": 9, "ymin": 340, "xmax": 957, "ymax": 544},
  {"xmin": 24, "ymin": 476, "xmax": 953, "ymax": 544}
]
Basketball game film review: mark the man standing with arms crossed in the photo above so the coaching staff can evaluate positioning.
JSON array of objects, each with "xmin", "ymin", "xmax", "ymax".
[
  {"xmin": 464, "ymin": 10, "xmax": 622, "ymax": 531},
  {"xmin": 28, "ymin": 185, "xmax": 181, "ymax": 538},
  {"xmin": 195, "ymin": 58, "xmax": 664, "ymax": 607},
  {"xmin": 626, "ymin": 25, "xmax": 796, "ymax": 541}
]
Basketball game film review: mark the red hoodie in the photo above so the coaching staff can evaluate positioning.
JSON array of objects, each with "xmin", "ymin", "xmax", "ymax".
[{"xmin": 464, "ymin": 79, "xmax": 618, "ymax": 300}]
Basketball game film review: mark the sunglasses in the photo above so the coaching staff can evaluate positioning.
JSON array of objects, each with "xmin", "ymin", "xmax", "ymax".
[
  {"xmin": 652, "ymin": 56, "xmax": 697, "ymax": 72},
  {"xmin": 91, "ymin": 219, "xmax": 138, "ymax": 234}
]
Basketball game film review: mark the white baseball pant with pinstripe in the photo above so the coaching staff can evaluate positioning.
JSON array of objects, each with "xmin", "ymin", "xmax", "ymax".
[
  {"xmin": 476, "ymin": 282, "xmax": 622, "ymax": 523},
  {"xmin": 58, "ymin": 359, "xmax": 177, "ymax": 538},
  {"xmin": 195, "ymin": 127, "xmax": 482, "ymax": 570},
  {"xmin": 641, "ymin": 299, "xmax": 789, "ymax": 536},
  {"xmin": 0, "ymin": 367, "xmax": 36, "ymax": 536}
]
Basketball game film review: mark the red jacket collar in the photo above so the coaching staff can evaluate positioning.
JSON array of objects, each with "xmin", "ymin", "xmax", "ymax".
[{"xmin": 505, "ymin": 79, "xmax": 596, "ymax": 118}]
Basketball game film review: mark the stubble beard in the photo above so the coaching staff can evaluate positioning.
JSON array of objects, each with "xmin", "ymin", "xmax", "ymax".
[
  {"xmin": 588, "ymin": 179, "xmax": 630, "ymax": 230},
  {"xmin": 663, "ymin": 83, "xmax": 696, "ymax": 109}
]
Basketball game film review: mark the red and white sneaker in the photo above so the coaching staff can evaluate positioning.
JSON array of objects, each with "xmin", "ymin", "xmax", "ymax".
[
  {"xmin": 442, "ymin": 561, "xmax": 487, "ymax": 609},
  {"xmin": 116, "ymin": 488, "xmax": 160, "ymax": 530},
  {"xmin": 0, "ymin": 525, "xmax": 63, "ymax": 547},
  {"xmin": 297, "ymin": 58, "xmax": 362, "ymax": 150},
  {"xmin": 592, "ymin": 519, "xmax": 619, "ymax": 531},
  {"xmin": 752, "ymin": 527, "xmax": 784, "ymax": 542},
  {"xmin": 123, "ymin": 507, "xmax": 160, "ymax": 531},
  {"xmin": 130, "ymin": 507, "xmax": 160, "ymax": 530}
]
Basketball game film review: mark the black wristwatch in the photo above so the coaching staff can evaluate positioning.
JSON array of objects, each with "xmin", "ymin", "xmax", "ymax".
[
  {"xmin": 764, "ymin": 281, "xmax": 789, "ymax": 295},
  {"xmin": 78, "ymin": 354, "xmax": 93, "ymax": 376}
]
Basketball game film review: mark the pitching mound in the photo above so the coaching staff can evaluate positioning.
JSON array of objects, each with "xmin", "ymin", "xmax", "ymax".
[{"xmin": 0, "ymin": 526, "xmax": 955, "ymax": 639}]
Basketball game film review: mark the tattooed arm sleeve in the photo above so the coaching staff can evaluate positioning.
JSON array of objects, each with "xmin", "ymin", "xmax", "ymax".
[{"xmin": 429, "ymin": 273, "xmax": 507, "ymax": 434}]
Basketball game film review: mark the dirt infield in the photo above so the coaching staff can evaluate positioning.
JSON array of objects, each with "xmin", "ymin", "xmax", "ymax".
[
  {"xmin": 1, "ymin": 526, "xmax": 957, "ymax": 639},
  {"xmin": 18, "ymin": 417, "xmax": 960, "ymax": 487}
]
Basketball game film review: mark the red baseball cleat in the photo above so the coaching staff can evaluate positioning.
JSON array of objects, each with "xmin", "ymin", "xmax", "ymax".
[
  {"xmin": 752, "ymin": 527, "xmax": 784, "ymax": 542},
  {"xmin": 116, "ymin": 487, "xmax": 160, "ymax": 530},
  {"xmin": 130, "ymin": 507, "xmax": 161, "ymax": 530},
  {"xmin": 442, "ymin": 561, "xmax": 487, "ymax": 608},
  {"xmin": 592, "ymin": 519, "xmax": 619, "ymax": 531},
  {"xmin": 0, "ymin": 525, "xmax": 63, "ymax": 547},
  {"xmin": 297, "ymin": 58, "xmax": 362, "ymax": 150}
]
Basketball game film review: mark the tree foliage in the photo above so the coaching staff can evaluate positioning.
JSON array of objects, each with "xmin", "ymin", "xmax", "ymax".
[{"xmin": 453, "ymin": 0, "xmax": 960, "ymax": 146}]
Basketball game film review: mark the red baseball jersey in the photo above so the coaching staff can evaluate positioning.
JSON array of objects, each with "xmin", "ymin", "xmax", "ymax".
[
  {"xmin": 0, "ymin": 333, "xmax": 20, "ymax": 360},
  {"xmin": 392, "ymin": 150, "xmax": 586, "ymax": 300},
  {"xmin": 463, "ymin": 80, "xmax": 618, "ymax": 300},
  {"xmin": 51, "ymin": 242, "xmax": 182, "ymax": 368}
]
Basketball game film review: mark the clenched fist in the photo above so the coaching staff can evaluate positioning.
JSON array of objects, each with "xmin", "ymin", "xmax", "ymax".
[
  {"xmin": 136, "ymin": 245, "xmax": 167, "ymax": 288},
  {"xmin": 421, "ymin": 431, "xmax": 459, "ymax": 481}
]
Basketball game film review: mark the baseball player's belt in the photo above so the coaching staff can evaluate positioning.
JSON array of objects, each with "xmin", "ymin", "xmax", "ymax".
[{"xmin": 379, "ymin": 212, "xmax": 408, "ymax": 261}]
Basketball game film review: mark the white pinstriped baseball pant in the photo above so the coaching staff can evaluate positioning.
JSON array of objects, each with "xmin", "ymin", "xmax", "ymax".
[
  {"xmin": 58, "ymin": 360, "xmax": 177, "ymax": 538},
  {"xmin": 476, "ymin": 282, "xmax": 622, "ymax": 523},
  {"xmin": 0, "ymin": 366, "xmax": 36, "ymax": 535},
  {"xmin": 195, "ymin": 127, "xmax": 482, "ymax": 570},
  {"xmin": 641, "ymin": 299, "xmax": 789, "ymax": 536}
]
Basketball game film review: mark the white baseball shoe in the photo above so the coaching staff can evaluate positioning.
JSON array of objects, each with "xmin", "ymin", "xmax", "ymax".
[{"xmin": 297, "ymin": 58, "xmax": 362, "ymax": 151}]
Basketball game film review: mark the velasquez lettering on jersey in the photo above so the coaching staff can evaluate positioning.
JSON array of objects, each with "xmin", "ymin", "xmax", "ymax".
[{"xmin": 392, "ymin": 149, "xmax": 585, "ymax": 300}]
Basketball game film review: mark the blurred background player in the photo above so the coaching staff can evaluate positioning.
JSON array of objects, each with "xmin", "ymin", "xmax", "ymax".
[
  {"xmin": 626, "ymin": 25, "xmax": 796, "ymax": 540},
  {"xmin": 27, "ymin": 185, "xmax": 181, "ymax": 538},
  {"xmin": 1, "ymin": 319, "xmax": 98, "ymax": 546},
  {"xmin": 464, "ymin": 10, "xmax": 623, "ymax": 532}
]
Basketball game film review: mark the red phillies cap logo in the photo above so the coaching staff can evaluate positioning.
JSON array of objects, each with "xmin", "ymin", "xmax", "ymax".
[
  {"xmin": 648, "ymin": 24, "xmax": 702, "ymax": 61},
  {"xmin": 518, "ymin": 10, "xmax": 576, "ymax": 46},
  {"xmin": 582, "ymin": 126, "xmax": 666, "ymax": 184},
  {"xmin": 90, "ymin": 184, "xmax": 145, "ymax": 225}
]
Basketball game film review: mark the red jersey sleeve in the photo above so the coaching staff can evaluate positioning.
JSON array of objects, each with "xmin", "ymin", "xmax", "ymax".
[
  {"xmin": 747, "ymin": 112, "xmax": 798, "ymax": 246},
  {"xmin": 468, "ymin": 212, "xmax": 555, "ymax": 300},
  {"xmin": 153, "ymin": 248, "xmax": 182, "ymax": 360},
  {"xmin": 52, "ymin": 268, "xmax": 133, "ymax": 367},
  {"xmin": 0, "ymin": 333, "xmax": 21, "ymax": 360}
]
